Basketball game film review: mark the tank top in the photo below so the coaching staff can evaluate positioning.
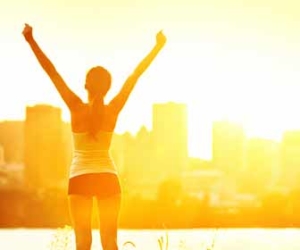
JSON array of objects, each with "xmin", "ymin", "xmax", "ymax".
[{"xmin": 69, "ymin": 130, "xmax": 117, "ymax": 179}]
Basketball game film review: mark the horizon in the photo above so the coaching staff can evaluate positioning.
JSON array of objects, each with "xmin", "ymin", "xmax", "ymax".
[{"xmin": 0, "ymin": 99, "xmax": 296, "ymax": 162}]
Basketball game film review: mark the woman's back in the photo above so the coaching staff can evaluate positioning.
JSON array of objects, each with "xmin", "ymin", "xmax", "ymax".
[
  {"xmin": 68, "ymin": 103, "xmax": 118, "ymax": 178},
  {"xmin": 72, "ymin": 130, "xmax": 113, "ymax": 151},
  {"xmin": 70, "ymin": 103, "xmax": 118, "ymax": 135},
  {"xmin": 69, "ymin": 130, "xmax": 117, "ymax": 178}
]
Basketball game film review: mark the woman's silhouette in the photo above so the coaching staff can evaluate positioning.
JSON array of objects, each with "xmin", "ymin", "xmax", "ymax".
[{"xmin": 22, "ymin": 23, "xmax": 166, "ymax": 250}]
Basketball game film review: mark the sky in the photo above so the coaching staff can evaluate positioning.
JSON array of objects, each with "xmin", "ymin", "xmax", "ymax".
[{"xmin": 1, "ymin": 0, "xmax": 300, "ymax": 158}]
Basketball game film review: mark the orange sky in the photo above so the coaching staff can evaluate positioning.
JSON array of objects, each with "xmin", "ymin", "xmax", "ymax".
[{"xmin": 1, "ymin": 0, "xmax": 300, "ymax": 158}]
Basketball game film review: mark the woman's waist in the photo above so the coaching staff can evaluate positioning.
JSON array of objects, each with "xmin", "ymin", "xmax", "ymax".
[
  {"xmin": 71, "ymin": 151, "xmax": 114, "ymax": 164},
  {"xmin": 72, "ymin": 148, "xmax": 112, "ymax": 159},
  {"xmin": 73, "ymin": 148, "xmax": 110, "ymax": 155}
]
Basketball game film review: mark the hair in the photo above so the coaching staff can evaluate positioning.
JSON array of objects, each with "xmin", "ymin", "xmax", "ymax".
[
  {"xmin": 85, "ymin": 66, "xmax": 112, "ymax": 139},
  {"xmin": 85, "ymin": 66, "xmax": 111, "ymax": 97}
]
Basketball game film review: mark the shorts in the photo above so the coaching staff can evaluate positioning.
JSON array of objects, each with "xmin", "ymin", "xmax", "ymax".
[{"xmin": 68, "ymin": 173, "xmax": 121, "ymax": 199}]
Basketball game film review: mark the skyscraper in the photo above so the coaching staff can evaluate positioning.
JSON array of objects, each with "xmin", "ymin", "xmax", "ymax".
[
  {"xmin": 24, "ymin": 105, "xmax": 68, "ymax": 190},
  {"xmin": 152, "ymin": 102, "xmax": 188, "ymax": 180}
]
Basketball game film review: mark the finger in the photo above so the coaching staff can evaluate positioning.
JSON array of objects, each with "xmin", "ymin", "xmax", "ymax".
[{"xmin": 24, "ymin": 23, "xmax": 31, "ymax": 29}]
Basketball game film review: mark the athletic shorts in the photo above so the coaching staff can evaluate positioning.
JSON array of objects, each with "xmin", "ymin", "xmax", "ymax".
[{"xmin": 68, "ymin": 173, "xmax": 121, "ymax": 199}]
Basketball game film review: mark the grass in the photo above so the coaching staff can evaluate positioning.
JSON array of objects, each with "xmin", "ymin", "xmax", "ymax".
[
  {"xmin": 48, "ymin": 225, "xmax": 73, "ymax": 250},
  {"xmin": 48, "ymin": 225, "xmax": 218, "ymax": 250}
]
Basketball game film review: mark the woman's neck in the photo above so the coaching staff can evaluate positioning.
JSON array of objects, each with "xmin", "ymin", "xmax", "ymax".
[{"xmin": 88, "ymin": 94, "xmax": 104, "ymax": 106}]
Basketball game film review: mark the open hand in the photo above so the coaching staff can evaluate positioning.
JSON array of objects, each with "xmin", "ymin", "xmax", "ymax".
[
  {"xmin": 156, "ymin": 30, "xmax": 166, "ymax": 46},
  {"xmin": 22, "ymin": 23, "xmax": 33, "ymax": 41}
]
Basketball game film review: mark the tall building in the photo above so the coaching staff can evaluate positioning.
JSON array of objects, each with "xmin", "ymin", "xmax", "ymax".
[
  {"xmin": 244, "ymin": 138, "xmax": 280, "ymax": 193},
  {"xmin": 280, "ymin": 130, "xmax": 300, "ymax": 189},
  {"xmin": 110, "ymin": 127, "xmax": 156, "ymax": 198},
  {"xmin": 212, "ymin": 120, "xmax": 246, "ymax": 176},
  {"xmin": 152, "ymin": 102, "xmax": 188, "ymax": 180},
  {"xmin": 24, "ymin": 105, "xmax": 68, "ymax": 190}
]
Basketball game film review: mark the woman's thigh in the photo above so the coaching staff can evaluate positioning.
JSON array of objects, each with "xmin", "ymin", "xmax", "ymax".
[
  {"xmin": 68, "ymin": 195, "xmax": 93, "ymax": 230},
  {"xmin": 96, "ymin": 194, "xmax": 121, "ymax": 232}
]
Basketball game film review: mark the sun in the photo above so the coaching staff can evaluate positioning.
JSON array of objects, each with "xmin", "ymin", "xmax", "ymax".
[{"xmin": 186, "ymin": 80, "xmax": 300, "ymax": 159}]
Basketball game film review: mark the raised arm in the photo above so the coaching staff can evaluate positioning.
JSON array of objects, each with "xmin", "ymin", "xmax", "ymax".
[
  {"xmin": 109, "ymin": 31, "xmax": 167, "ymax": 113},
  {"xmin": 22, "ymin": 24, "xmax": 82, "ymax": 111}
]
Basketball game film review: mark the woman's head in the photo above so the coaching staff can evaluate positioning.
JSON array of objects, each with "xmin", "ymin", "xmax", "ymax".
[{"xmin": 85, "ymin": 66, "xmax": 111, "ymax": 100}]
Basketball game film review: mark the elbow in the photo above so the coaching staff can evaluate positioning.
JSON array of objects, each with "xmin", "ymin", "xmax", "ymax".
[{"xmin": 43, "ymin": 63, "xmax": 57, "ymax": 76}]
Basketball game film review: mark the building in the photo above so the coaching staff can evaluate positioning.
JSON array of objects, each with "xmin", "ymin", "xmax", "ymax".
[
  {"xmin": 0, "ymin": 121, "xmax": 24, "ymax": 163},
  {"xmin": 182, "ymin": 168, "xmax": 223, "ymax": 200},
  {"xmin": 152, "ymin": 102, "xmax": 189, "ymax": 180},
  {"xmin": 24, "ymin": 105, "xmax": 68, "ymax": 190},
  {"xmin": 243, "ymin": 138, "xmax": 280, "ymax": 193},
  {"xmin": 280, "ymin": 130, "xmax": 300, "ymax": 189},
  {"xmin": 212, "ymin": 120, "xmax": 246, "ymax": 176},
  {"xmin": 114, "ymin": 102, "xmax": 189, "ymax": 199}
]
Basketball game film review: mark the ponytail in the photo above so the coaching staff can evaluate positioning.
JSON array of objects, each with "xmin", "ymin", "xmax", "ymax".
[{"xmin": 88, "ymin": 96, "xmax": 104, "ymax": 140}]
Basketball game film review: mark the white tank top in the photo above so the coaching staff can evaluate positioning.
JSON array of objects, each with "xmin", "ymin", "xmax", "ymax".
[{"xmin": 69, "ymin": 130, "xmax": 117, "ymax": 179}]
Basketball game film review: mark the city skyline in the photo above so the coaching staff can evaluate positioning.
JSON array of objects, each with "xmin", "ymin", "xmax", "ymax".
[
  {"xmin": 2, "ymin": 0, "xmax": 300, "ymax": 159},
  {"xmin": 0, "ymin": 101, "xmax": 288, "ymax": 160},
  {"xmin": 1, "ymin": 102, "xmax": 300, "ymax": 196},
  {"xmin": 1, "ymin": 100, "xmax": 300, "ymax": 231},
  {"xmin": 2, "ymin": 101, "xmax": 300, "ymax": 162}
]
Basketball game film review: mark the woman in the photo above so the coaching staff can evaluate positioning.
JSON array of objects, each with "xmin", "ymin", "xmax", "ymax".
[{"xmin": 22, "ymin": 23, "xmax": 166, "ymax": 250}]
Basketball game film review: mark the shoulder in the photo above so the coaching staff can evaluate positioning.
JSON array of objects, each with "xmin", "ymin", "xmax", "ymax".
[{"xmin": 70, "ymin": 102, "xmax": 89, "ymax": 116}]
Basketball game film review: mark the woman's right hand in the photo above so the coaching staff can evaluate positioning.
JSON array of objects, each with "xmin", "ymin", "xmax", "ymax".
[
  {"xmin": 156, "ymin": 30, "xmax": 167, "ymax": 47},
  {"xmin": 22, "ymin": 23, "xmax": 33, "ymax": 41}
]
